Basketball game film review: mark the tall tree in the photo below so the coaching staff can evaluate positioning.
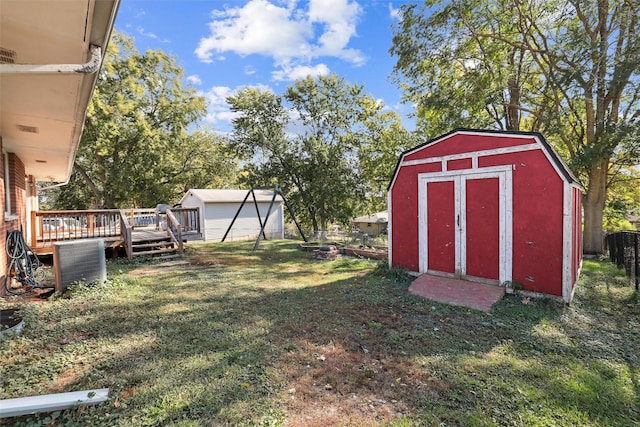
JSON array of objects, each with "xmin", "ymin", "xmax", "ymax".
[
  {"xmin": 227, "ymin": 74, "xmax": 408, "ymax": 232},
  {"xmin": 391, "ymin": 0, "xmax": 640, "ymax": 253},
  {"xmin": 49, "ymin": 32, "xmax": 237, "ymax": 209}
]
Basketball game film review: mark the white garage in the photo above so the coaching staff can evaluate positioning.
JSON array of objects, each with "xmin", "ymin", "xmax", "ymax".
[{"xmin": 179, "ymin": 189, "xmax": 284, "ymax": 242}]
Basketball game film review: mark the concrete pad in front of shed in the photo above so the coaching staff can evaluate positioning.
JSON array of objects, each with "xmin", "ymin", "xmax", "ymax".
[{"xmin": 409, "ymin": 274, "xmax": 505, "ymax": 312}]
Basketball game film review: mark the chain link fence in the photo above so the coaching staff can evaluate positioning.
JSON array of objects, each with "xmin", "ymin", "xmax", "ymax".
[
  {"xmin": 284, "ymin": 227, "xmax": 388, "ymax": 247},
  {"xmin": 605, "ymin": 231, "xmax": 639, "ymax": 290}
]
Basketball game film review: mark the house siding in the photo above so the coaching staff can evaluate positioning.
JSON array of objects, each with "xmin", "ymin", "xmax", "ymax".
[{"xmin": 353, "ymin": 222, "xmax": 386, "ymax": 236}]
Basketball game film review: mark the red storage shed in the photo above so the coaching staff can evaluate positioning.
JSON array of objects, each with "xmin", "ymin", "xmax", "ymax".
[{"xmin": 388, "ymin": 129, "xmax": 583, "ymax": 303}]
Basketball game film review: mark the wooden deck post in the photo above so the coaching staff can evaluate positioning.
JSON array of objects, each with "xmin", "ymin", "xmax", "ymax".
[{"xmin": 30, "ymin": 210, "xmax": 37, "ymax": 248}]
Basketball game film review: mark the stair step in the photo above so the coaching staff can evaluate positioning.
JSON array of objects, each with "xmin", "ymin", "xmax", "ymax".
[
  {"xmin": 133, "ymin": 241, "xmax": 174, "ymax": 250},
  {"xmin": 108, "ymin": 239, "xmax": 125, "ymax": 248},
  {"xmin": 133, "ymin": 235, "xmax": 173, "ymax": 243},
  {"xmin": 133, "ymin": 247, "xmax": 178, "ymax": 257}
]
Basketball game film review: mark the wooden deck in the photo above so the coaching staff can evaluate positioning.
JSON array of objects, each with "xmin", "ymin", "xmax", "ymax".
[
  {"xmin": 33, "ymin": 228, "xmax": 175, "ymax": 254},
  {"xmin": 31, "ymin": 208, "xmax": 201, "ymax": 258}
]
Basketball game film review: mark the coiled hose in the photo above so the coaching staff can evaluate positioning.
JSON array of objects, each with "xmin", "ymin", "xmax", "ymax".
[{"xmin": 4, "ymin": 230, "xmax": 44, "ymax": 294}]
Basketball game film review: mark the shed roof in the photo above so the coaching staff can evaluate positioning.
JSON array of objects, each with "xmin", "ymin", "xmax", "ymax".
[
  {"xmin": 181, "ymin": 189, "xmax": 283, "ymax": 204},
  {"xmin": 353, "ymin": 211, "xmax": 388, "ymax": 223},
  {"xmin": 388, "ymin": 128, "xmax": 582, "ymax": 191}
]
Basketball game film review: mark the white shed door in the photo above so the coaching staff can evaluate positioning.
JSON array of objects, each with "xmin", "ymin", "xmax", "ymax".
[{"xmin": 418, "ymin": 168, "xmax": 512, "ymax": 284}]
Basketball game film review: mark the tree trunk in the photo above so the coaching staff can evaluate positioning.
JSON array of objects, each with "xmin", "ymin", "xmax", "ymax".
[
  {"xmin": 506, "ymin": 75, "xmax": 520, "ymax": 131},
  {"xmin": 582, "ymin": 159, "xmax": 608, "ymax": 254}
]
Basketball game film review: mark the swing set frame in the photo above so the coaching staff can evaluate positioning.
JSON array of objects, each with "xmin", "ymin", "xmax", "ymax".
[{"xmin": 221, "ymin": 185, "xmax": 307, "ymax": 251}]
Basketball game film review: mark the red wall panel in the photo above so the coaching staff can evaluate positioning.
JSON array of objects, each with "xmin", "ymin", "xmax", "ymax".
[
  {"xmin": 479, "ymin": 151, "xmax": 564, "ymax": 295},
  {"xmin": 404, "ymin": 133, "xmax": 530, "ymax": 161},
  {"xmin": 391, "ymin": 162, "xmax": 442, "ymax": 271},
  {"xmin": 447, "ymin": 158, "xmax": 472, "ymax": 170}
]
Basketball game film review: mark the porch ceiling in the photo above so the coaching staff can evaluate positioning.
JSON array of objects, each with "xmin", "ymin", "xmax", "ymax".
[{"xmin": 0, "ymin": 0, "xmax": 119, "ymax": 182}]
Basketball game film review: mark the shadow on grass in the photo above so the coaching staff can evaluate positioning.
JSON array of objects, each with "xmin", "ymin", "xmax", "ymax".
[{"xmin": 2, "ymin": 244, "xmax": 638, "ymax": 426}]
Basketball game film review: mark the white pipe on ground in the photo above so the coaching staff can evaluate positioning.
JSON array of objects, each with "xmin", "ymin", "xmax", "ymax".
[
  {"xmin": 0, "ymin": 388, "xmax": 109, "ymax": 418},
  {"xmin": 0, "ymin": 45, "xmax": 102, "ymax": 74}
]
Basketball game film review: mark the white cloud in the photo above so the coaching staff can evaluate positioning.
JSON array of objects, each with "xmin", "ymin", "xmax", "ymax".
[
  {"xmin": 388, "ymin": 3, "xmax": 401, "ymax": 20},
  {"xmin": 202, "ymin": 86, "xmax": 235, "ymax": 125},
  {"xmin": 195, "ymin": 0, "xmax": 312, "ymax": 63},
  {"xmin": 195, "ymin": 0, "xmax": 366, "ymax": 77},
  {"xmin": 136, "ymin": 26, "xmax": 170, "ymax": 43},
  {"xmin": 202, "ymin": 84, "xmax": 274, "ymax": 128},
  {"xmin": 271, "ymin": 63, "xmax": 330, "ymax": 81},
  {"xmin": 308, "ymin": 0, "xmax": 364, "ymax": 64},
  {"xmin": 186, "ymin": 75, "xmax": 202, "ymax": 86}
]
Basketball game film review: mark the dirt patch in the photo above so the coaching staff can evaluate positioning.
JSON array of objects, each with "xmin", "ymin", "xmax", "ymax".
[
  {"xmin": 275, "ymin": 339, "xmax": 440, "ymax": 425},
  {"xmin": 47, "ymin": 364, "xmax": 92, "ymax": 394},
  {"xmin": 128, "ymin": 260, "xmax": 193, "ymax": 277}
]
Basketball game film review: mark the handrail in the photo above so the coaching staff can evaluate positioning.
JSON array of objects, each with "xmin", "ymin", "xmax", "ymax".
[
  {"xmin": 32, "ymin": 209, "xmax": 123, "ymax": 248},
  {"xmin": 30, "ymin": 208, "xmax": 200, "ymax": 255},
  {"xmin": 166, "ymin": 207, "xmax": 200, "ymax": 233},
  {"xmin": 118, "ymin": 209, "xmax": 133, "ymax": 260},
  {"xmin": 165, "ymin": 208, "xmax": 183, "ymax": 254},
  {"xmin": 127, "ymin": 208, "xmax": 156, "ymax": 229}
]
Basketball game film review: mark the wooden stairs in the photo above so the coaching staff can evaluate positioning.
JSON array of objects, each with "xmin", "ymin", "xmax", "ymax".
[{"xmin": 132, "ymin": 236, "xmax": 179, "ymax": 258}]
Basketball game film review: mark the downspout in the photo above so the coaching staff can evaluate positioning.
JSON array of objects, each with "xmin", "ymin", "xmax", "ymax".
[
  {"xmin": 38, "ymin": 180, "xmax": 71, "ymax": 192},
  {"xmin": 0, "ymin": 45, "xmax": 102, "ymax": 74}
]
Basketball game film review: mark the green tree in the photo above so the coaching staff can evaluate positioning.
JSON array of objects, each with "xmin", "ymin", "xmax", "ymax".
[
  {"xmin": 227, "ymin": 74, "xmax": 408, "ymax": 232},
  {"xmin": 604, "ymin": 164, "xmax": 640, "ymax": 231},
  {"xmin": 49, "ymin": 32, "xmax": 237, "ymax": 209},
  {"xmin": 358, "ymin": 98, "xmax": 417, "ymax": 211},
  {"xmin": 391, "ymin": 0, "xmax": 640, "ymax": 253}
]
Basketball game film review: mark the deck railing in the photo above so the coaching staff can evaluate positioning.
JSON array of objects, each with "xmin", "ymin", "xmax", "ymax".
[
  {"xmin": 119, "ymin": 209, "xmax": 133, "ymax": 259},
  {"xmin": 170, "ymin": 208, "xmax": 200, "ymax": 233},
  {"xmin": 31, "ymin": 207, "xmax": 200, "ymax": 255},
  {"xmin": 31, "ymin": 210, "xmax": 123, "ymax": 247},
  {"xmin": 126, "ymin": 208, "xmax": 157, "ymax": 229},
  {"xmin": 165, "ymin": 209, "xmax": 184, "ymax": 253}
]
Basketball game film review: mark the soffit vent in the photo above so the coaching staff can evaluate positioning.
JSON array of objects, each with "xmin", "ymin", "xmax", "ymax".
[
  {"xmin": 17, "ymin": 124, "xmax": 39, "ymax": 134},
  {"xmin": 0, "ymin": 47, "xmax": 16, "ymax": 64}
]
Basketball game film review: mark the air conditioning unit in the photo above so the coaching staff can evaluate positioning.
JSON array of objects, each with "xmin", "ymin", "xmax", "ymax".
[{"xmin": 53, "ymin": 239, "xmax": 107, "ymax": 292}]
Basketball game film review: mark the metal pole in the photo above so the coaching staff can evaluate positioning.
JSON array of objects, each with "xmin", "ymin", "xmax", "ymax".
[
  {"xmin": 251, "ymin": 189, "xmax": 268, "ymax": 241},
  {"xmin": 278, "ymin": 187, "xmax": 307, "ymax": 242},
  {"xmin": 222, "ymin": 188, "xmax": 253, "ymax": 242},
  {"xmin": 635, "ymin": 233, "xmax": 639, "ymax": 291},
  {"xmin": 253, "ymin": 190, "xmax": 278, "ymax": 251}
]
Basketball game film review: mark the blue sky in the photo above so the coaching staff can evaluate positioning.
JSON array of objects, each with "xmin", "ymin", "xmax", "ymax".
[{"xmin": 114, "ymin": 0, "xmax": 414, "ymax": 133}]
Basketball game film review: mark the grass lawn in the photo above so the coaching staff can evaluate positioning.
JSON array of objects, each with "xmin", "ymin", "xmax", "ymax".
[{"xmin": 1, "ymin": 240, "xmax": 639, "ymax": 426}]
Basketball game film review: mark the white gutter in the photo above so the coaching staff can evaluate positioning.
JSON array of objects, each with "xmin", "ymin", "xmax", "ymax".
[
  {"xmin": 0, "ymin": 45, "xmax": 101, "ymax": 74},
  {"xmin": 38, "ymin": 180, "xmax": 71, "ymax": 192},
  {"xmin": 0, "ymin": 388, "xmax": 109, "ymax": 418}
]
